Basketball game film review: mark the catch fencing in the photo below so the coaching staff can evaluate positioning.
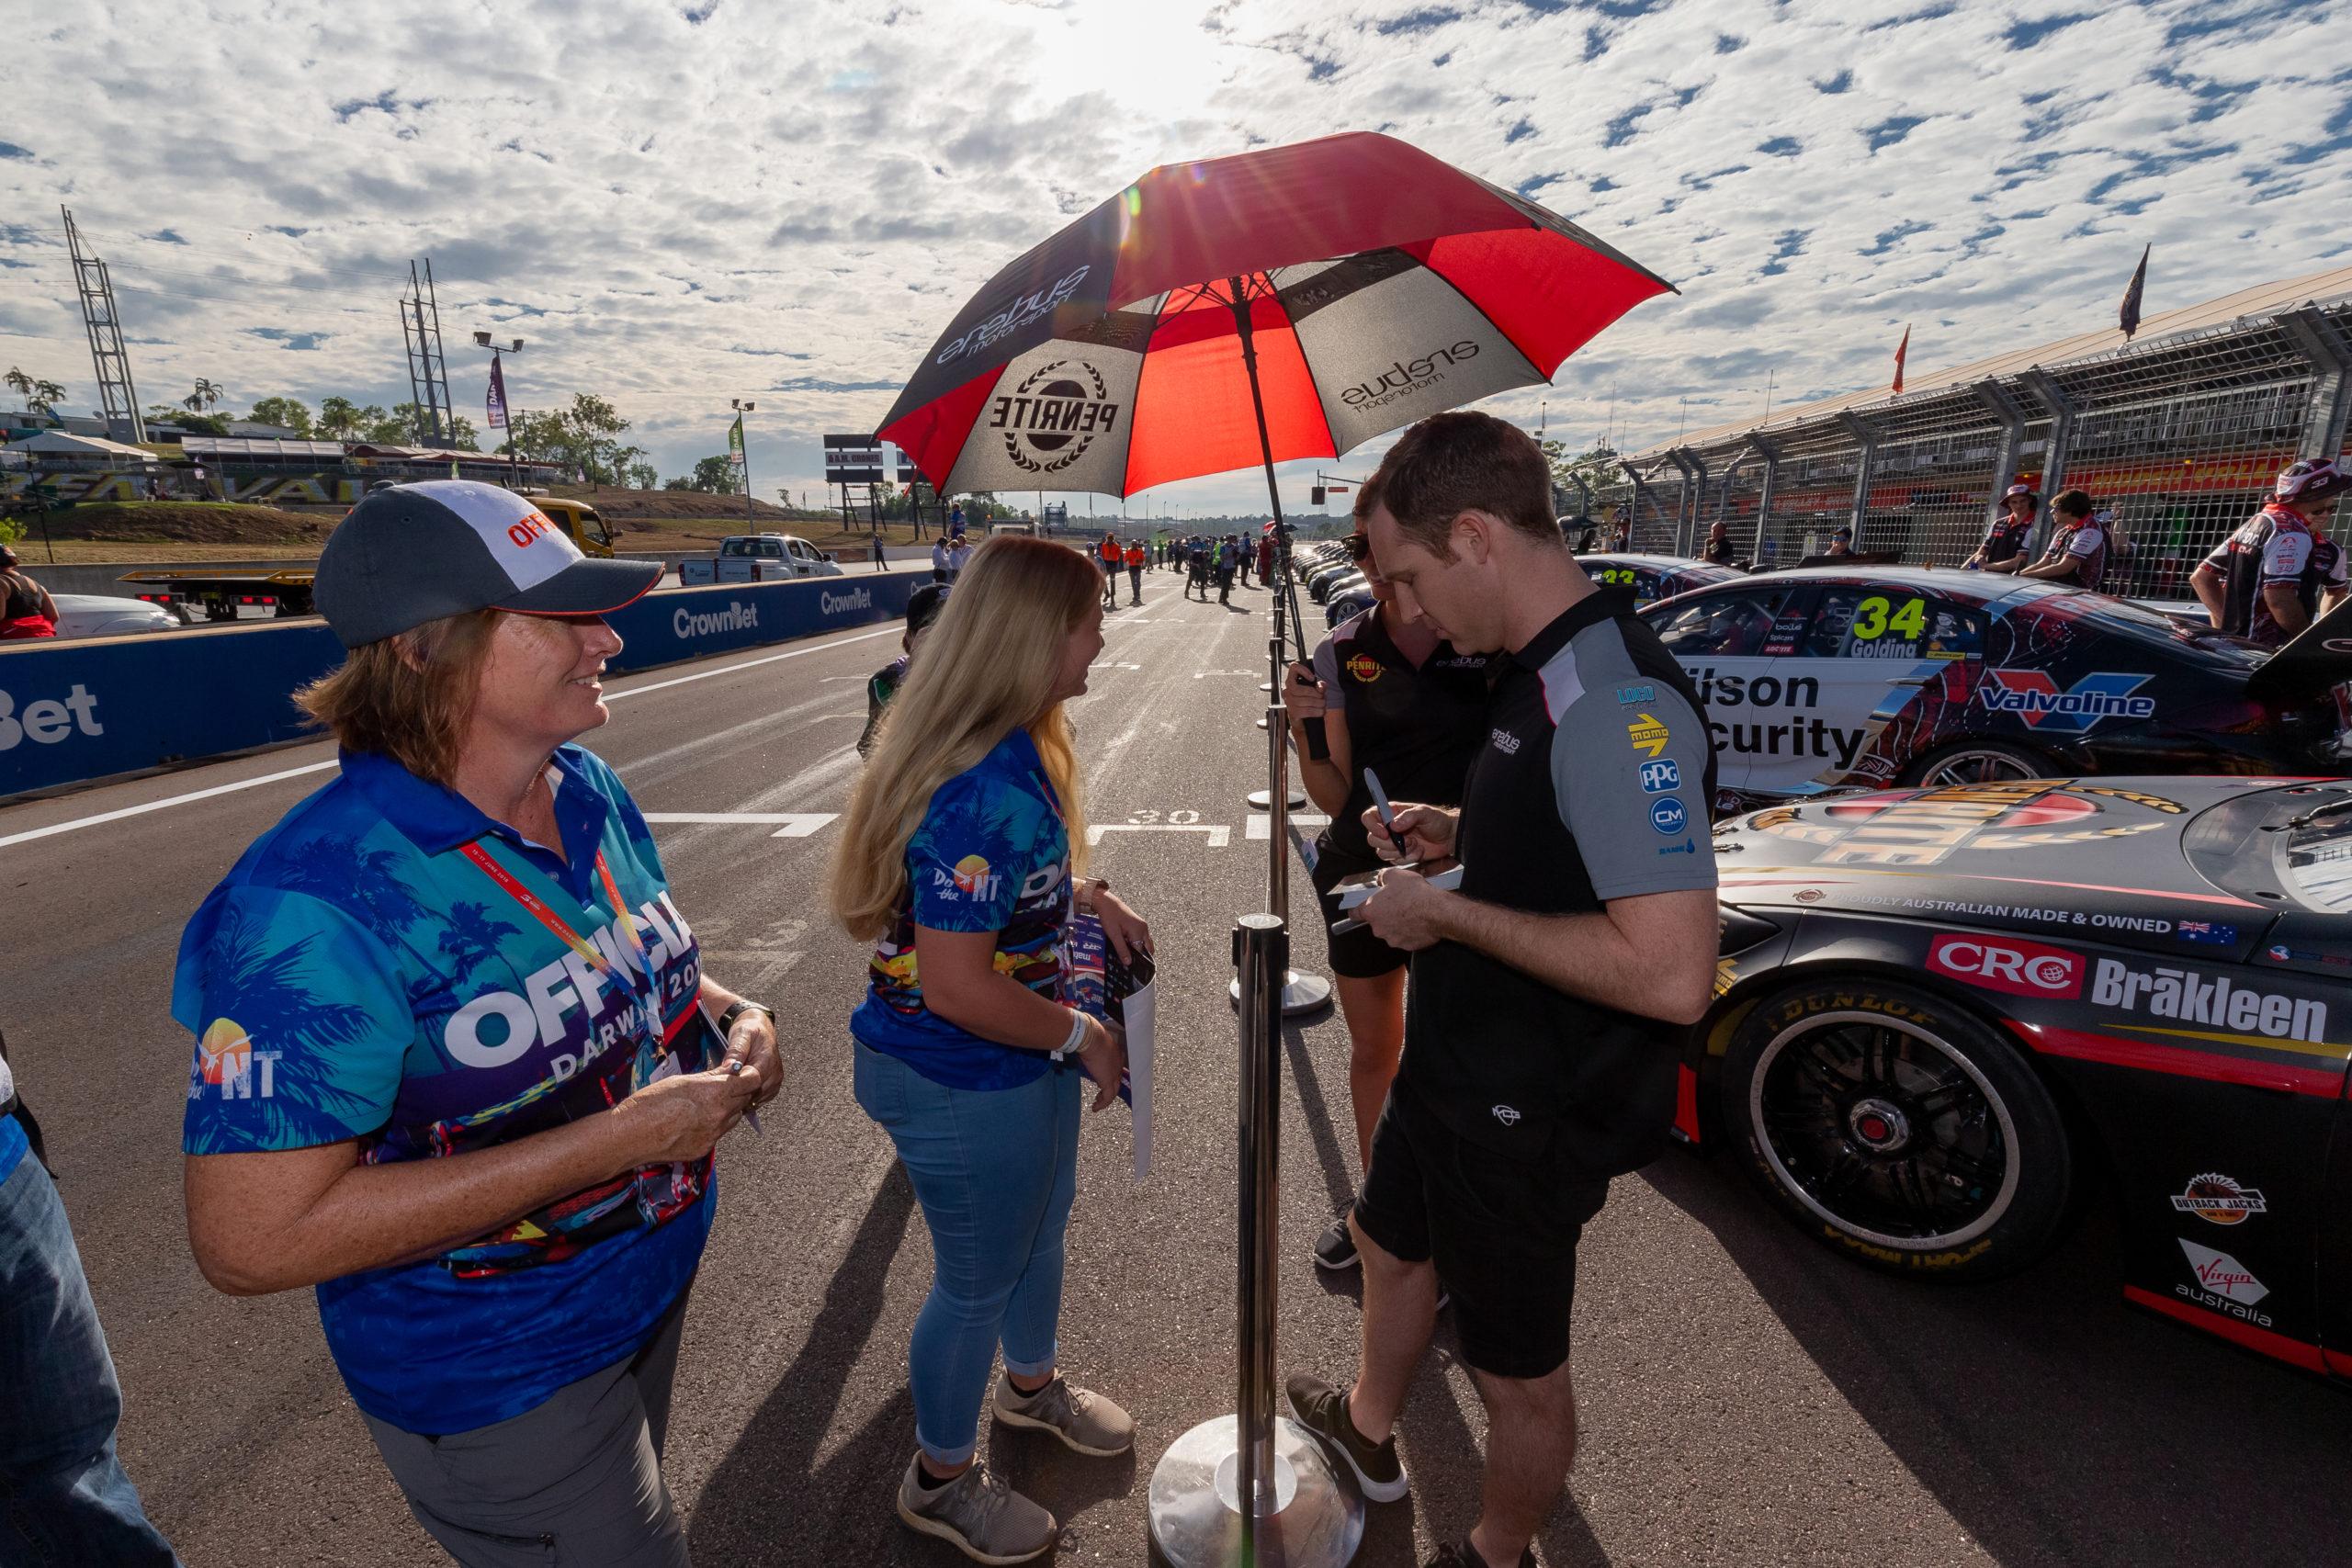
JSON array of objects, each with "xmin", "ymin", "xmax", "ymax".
[{"xmin": 1600, "ymin": 277, "xmax": 2352, "ymax": 598}]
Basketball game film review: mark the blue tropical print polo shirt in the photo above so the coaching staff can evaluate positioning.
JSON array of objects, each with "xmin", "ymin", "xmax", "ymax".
[
  {"xmin": 851, "ymin": 726, "xmax": 1072, "ymax": 1090},
  {"xmin": 174, "ymin": 745, "xmax": 718, "ymax": 1435}
]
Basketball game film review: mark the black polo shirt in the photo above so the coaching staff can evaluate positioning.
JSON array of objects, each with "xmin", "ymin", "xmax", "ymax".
[
  {"xmin": 1310, "ymin": 607, "xmax": 1494, "ymax": 865},
  {"xmin": 1396, "ymin": 589, "xmax": 1718, "ymax": 1174}
]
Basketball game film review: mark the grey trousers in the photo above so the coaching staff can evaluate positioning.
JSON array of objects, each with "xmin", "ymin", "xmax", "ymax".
[{"xmin": 361, "ymin": 1292, "xmax": 691, "ymax": 1567}]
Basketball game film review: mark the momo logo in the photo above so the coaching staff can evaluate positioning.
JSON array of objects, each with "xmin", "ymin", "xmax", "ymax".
[
  {"xmin": 1627, "ymin": 713, "xmax": 1669, "ymax": 758},
  {"xmin": 1980, "ymin": 670, "xmax": 2157, "ymax": 732},
  {"xmin": 2172, "ymin": 1173, "xmax": 2267, "ymax": 1226},
  {"xmin": 1339, "ymin": 340, "xmax": 1481, "ymax": 412},
  {"xmin": 1346, "ymin": 652, "xmax": 1382, "ymax": 683},
  {"xmin": 989, "ymin": 359, "xmax": 1120, "ymax": 475},
  {"xmin": 0, "ymin": 683, "xmax": 104, "ymax": 750},
  {"xmin": 820, "ymin": 586, "xmax": 874, "ymax": 615},
  {"xmin": 673, "ymin": 602, "xmax": 758, "ymax": 638},
  {"xmin": 938, "ymin": 265, "xmax": 1091, "ymax": 366},
  {"xmin": 1639, "ymin": 759, "xmax": 1681, "ymax": 794},
  {"xmin": 1927, "ymin": 934, "xmax": 2084, "ymax": 998}
]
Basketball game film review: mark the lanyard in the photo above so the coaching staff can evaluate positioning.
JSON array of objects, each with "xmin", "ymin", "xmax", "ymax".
[{"xmin": 458, "ymin": 840, "xmax": 672, "ymax": 1054}]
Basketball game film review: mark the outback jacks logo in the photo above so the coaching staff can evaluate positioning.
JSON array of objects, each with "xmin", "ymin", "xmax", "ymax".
[
  {"xmin": 989, "ymin": 360, "xmax": 1121, "ymax": 476},
  {"xmin": 2172, "ymin": 1173, "xmax": 2267, "ymax": 1225},
  {"xmin": 2090, "ymin": 957, "xmax": 2328, "ymax": 1044},
  {"xmin": 1980, "ymin": 670, "xmax": 2158, "ymax": 732},
  {"xmin": 1339, "ymin": 340, "xmax": 1481, "ymax": 412},
  {"xmin": 937, "ymin": 265, "xmax": 1091, "ymax": 366},
  {"xmin": 1927, "ymin": 934, "xmax": 2084, "ymax": 998}
]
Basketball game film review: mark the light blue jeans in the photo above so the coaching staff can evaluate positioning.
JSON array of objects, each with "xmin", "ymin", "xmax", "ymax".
[{"xmin": 853, "ymin": 1044, "xmax": 1081, "ymax": 1465}]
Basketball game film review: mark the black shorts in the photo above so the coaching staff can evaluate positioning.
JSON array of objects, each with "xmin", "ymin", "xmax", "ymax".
[
  {"xmin": 1351, "ymin": 1081, "xmax": 1610, "ymax": 1380},
  {"xmin": 1308, "ymin": 846, "xmax": 1409, "ymax": 979}
]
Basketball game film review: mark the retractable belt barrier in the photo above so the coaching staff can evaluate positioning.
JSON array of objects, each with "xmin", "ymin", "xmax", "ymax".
[{"xmin": 0, "ymin": 575, "xmax": 914, "ymax": 801}]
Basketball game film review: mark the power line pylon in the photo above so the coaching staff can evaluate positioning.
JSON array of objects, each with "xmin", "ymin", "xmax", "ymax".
[
  {"xmin": 62, "ymin": 206, "xmax": 145, "ymax": 444},
  {"xmin": 401, "ymin": 259, "xmax": 456, "ymax": 446}
]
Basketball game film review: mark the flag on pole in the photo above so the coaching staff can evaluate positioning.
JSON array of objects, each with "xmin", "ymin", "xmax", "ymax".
[
  {"xmin": 486, "ymin": 358, "xmax": 508, "ymax": 429},
  {"xmin": 2120, "ymin": 244, "xmax": 2150, "ymax": 340},
  {"xmin": 728, "ymin": 413, "xmax": 746, "ymax": 467},
  {"xmin": 1892, "ymin": 324, "xmax": 1910, "ymax": 395}
]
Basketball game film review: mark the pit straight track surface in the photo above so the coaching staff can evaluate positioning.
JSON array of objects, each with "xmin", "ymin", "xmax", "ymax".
[{"xmin": 7, "ymin": 570, "xmax": 2348, "ymax": 1567}]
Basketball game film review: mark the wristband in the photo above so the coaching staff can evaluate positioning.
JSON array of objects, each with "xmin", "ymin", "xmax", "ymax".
[
  {"xmin": 1050, "ymin": 1010, "xmax": 1088, "ymax": 1062},
  {"xmin": 717, "ymin": 1000, "xmax": 774, "ymax": 1039}
]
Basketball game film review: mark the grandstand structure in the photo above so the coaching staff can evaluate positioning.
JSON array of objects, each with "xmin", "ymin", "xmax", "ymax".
[{"xmin": 1607, "ymin": 264, "xmax": 2352, "ymax": 598}]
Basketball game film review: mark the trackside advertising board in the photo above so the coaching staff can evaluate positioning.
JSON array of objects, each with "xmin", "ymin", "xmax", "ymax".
[{"xmin": 0, "ymin": 576, "xmax": 912, "ymax": 800}]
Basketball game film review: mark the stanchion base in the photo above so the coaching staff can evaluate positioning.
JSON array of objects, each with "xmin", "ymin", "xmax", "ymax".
[
  {"xmin": 1147, "ymin": 1415, "xmax": 1363, "ymax": 1568},
  {"xmin": 1247, "ymin": 788, "xmax": 1307, "ymax": 810},
  {"xmin": 1228, "ymin": 970, "xmax": 1334, "ymax": 1016}
]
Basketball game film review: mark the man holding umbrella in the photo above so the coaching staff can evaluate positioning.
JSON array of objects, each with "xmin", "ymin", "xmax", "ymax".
[{"xmin": 1283, "ymin": 412, "xmax": 1720, "ymax": 1568}]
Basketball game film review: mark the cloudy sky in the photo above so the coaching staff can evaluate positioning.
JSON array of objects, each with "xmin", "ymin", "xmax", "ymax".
[{"xmin": 3, "ymin": 0, "xmax": 2345, "ymax": 517}]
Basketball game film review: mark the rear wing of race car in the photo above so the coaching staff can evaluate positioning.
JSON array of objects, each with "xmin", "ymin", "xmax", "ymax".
[{"xmin": 2247, "ymin": 592, "xmax": 2352, "ymax": 708}]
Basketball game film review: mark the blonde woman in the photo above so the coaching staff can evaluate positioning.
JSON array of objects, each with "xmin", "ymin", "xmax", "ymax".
[{"xmin": 831, "ymin": 536, "xmax": 1151, "ymax": 1563}]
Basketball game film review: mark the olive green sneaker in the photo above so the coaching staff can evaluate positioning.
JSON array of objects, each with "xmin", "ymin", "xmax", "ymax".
[
  {"xmin": 993, "ymin": 1374, "xmax": 1136, "ymax": 1457},
  {"xmin": 897, "ymin": 1453, "xmax": 1057, "ymax": 1565}
]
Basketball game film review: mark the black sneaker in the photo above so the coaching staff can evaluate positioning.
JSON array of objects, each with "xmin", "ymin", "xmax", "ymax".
[
  {"xmin": 1284, "ymin": 1373, "xmax": 1408, "ymax": 1502},
  {"xmin": 1312, "ymin": 1214, "xmax": 1359, "ymax": 1272},
  {"xmin": 1422, "ymin": 1542, "xmax": 1534, "ymax": 1568}
]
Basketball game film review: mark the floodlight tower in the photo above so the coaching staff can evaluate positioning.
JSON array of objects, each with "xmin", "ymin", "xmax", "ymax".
[
  {"xmin": 62, "ymin": 207, "xmax": 144, "ymax": 444},
  {"xmin": 401, "ymin": 260, "xmax": 457, "ymax": 446}
]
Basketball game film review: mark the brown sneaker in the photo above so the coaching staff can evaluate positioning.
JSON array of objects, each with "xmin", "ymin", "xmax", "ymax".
[
  {"xmin": 993, "ymin": 1374, "xmax": 1135, "ymax": 1457},
  {"xmin": 896, "ymin": 1452, "xmax": 1057, "ymax": 1564}
]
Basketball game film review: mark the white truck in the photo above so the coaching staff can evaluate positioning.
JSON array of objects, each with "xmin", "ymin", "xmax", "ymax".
[{"xmin": 678, "ymin": 534, "xmax": 844, "ymax": 584}]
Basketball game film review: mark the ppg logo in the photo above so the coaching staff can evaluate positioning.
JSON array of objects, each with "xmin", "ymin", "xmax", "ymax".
[
  {"xmin": 1639, "ymin": 759, "xmax": 1680, "ymax": 794},
  {"xmin": 1650, "ymin": 797, "xmax": 1688, "ymax": 835}
]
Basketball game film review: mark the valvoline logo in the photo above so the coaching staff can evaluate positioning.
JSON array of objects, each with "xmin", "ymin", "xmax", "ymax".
[
  {"xmin": 1928, "ymin": 934, "xmax": 2084, "ymax": 998},
  {"xmin": 1979, "ymin": 670, "xmax": 2157, "ymax": 732}
]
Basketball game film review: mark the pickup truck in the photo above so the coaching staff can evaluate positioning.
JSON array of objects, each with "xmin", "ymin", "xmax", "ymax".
[
  {"xmin": 119, "ymin": 494, "xmax": 619, "ymax": 622},
  {"xmin": 678, "ymin": 534, "xmax": 844, "ymax": 584}
]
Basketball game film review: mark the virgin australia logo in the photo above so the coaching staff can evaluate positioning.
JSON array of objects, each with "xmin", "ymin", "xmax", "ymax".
[{"xmin": 1340, "ymin": 341, "xmax": 1481, "ymax": 411}]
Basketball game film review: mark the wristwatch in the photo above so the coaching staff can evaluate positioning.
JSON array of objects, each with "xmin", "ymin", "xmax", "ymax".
[{"xmin": 717, "ymin": 1000, "xmax": 775, "ymax": 1037}]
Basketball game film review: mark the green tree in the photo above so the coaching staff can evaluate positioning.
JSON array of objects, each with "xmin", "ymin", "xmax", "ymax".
[
  {"xmin": 500, "ymin": 409, "xmax": 571, "ymax": 468},
  {"xmin": 688, "ymin": 455, "xmax": 740, "ymax": 494},
  {"xmin": 560, "ymin": 394, "xmax": 633, "ymax": 486},
  {"xmin": 1543, "ymin": 439, "xmax": 1623, "ymax": 510},
  {"xmin": 27, "ymin": 378, "xmax": 64, "ymax": 416},
  {"xmin": 4, "ymin": 367, "xmax": 30, "ymax": 410},
  {"xmin": 628, "ymin": 461, "xmax": 659, "ymax": 490},
  {"xmin": 662, "ymin": 474, "xmax": 695, "ymax": 491},
  {"xmin": 316, "ymin": 397, "xmax": 366, "ymax": 440},
  {"xmin": 246, "ymin": 396, "xmax": 314, "ymax": 435},
  {"xmin": 186, "ymin": 378, "xmax": 224, "ymax": 413}
]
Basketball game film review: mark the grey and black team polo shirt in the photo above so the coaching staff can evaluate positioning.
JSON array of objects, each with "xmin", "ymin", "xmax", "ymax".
[{"xmin": 1396, "ymin": 589, "xmax": 1719, "ymax": 1175}]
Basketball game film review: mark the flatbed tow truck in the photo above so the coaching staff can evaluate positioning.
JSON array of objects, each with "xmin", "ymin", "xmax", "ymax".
[{"xmin": 119, "ymin": 495, "xmax": 618, "ymax": 621}]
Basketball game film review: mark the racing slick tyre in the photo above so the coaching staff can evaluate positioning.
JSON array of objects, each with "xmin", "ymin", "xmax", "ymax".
[
  {"xmin": 1900, "ymin": 739, "xmax": 2053, "ymax": 788},
  {"xmin": 1719, "ymin": 977, "xmax": 2072, "ymax": 1280}
]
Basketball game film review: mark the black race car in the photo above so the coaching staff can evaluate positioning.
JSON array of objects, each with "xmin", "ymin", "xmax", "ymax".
[
  {"xmin": 1690, "ymin": 774, "xmax": 2352, "ymax": 1374},
  {"xmin": 1574, "ymin": 551, "xmax": 1746, "ymax": 605},
  {"xmin": 1638, "ymin": 567, "xmax": 2351, "ymax": 805}
]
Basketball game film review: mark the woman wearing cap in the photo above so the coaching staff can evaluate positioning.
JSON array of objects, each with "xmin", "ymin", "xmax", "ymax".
[
  {"xmin": 831, "ymin": 536, "xmax": 1149, "ymax": 1564},
  {"xmin": 175, "ymin": 480, "xmax": 774, "ymax": 1567},
  {"xmin": 0, "ymin": 547, "xmax": 59, "ymax": 639}
]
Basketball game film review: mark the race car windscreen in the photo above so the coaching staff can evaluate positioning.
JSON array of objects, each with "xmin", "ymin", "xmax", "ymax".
[{"xmin": 2184, "ymin": 784, "xmax": 2352, "ymax": 914}]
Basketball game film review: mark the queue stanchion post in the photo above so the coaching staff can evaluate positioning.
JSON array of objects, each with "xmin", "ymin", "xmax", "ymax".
[
  {"xmin": 1234, "ymin": 704, "xmax": 1331, "ymax": 1017},
  {"xmin": 1147, "ymin": 914, "xmax": 1363, "ymax": 1568},
  {"xmin": 1247, "ymin": 634, "xmax": 1306, "ymax": 810}
]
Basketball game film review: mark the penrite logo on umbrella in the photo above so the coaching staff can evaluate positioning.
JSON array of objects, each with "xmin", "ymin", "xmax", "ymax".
[{"xmin": 988, "ymin": 359, "xmax": 1121, "ymax": 475}]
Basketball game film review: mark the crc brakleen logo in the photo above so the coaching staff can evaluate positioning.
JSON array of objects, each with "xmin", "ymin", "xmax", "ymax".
[
  {"xmin": 989, "ymin": 359, "xmax": 1120, "ymax": 476},
  {"xmin": 0, "ymin": 683, "xmax": 104, "ymax": 750},
  {"xmin": 2089, "ymin": 957, "xmax": 2327, "ymax": 1043},
  {"xmin": 1980, "ymin": 670, "xmax": 2157, "ymax": 732},
  {"xmin": 1927, "ymin": 934, "xmax": 2084, "ymax": 998},
  {"xmin": 1339, "ymin": 340, "xmax": 1481, "ymax": 412},
  {"xmin": 2172, "ymin": 1173, "xmax": 2267, "ymax": 1225}
]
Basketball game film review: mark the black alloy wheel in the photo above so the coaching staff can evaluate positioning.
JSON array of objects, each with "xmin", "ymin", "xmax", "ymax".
[
  {"xmin": 1719, "ymin": 976, "xmax": 2072, "ymax": 1280},
  {"xmin": 1903, "ymin": 739, "xmax": 2053, "ymax": 788}
]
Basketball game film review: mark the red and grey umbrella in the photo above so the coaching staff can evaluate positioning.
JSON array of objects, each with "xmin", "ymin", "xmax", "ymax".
[{"xmin": 878, "ymin": 131, "xmax": 1675, "ymax": 507}]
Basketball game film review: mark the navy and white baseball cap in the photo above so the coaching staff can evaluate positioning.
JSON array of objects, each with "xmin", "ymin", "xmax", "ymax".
[{"xmin": 314, "ymin": 481, "xmax": 661, "ymax": 649}]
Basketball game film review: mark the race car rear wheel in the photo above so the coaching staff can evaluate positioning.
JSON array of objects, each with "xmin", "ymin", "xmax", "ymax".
[
  {"xmin": 1720, "ymin": 978, "xmax": 2072, "ymax": 1280},
  {"xmin": 1903, "ymin": 739, "xmax": 2052, "ymax": 788}
]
